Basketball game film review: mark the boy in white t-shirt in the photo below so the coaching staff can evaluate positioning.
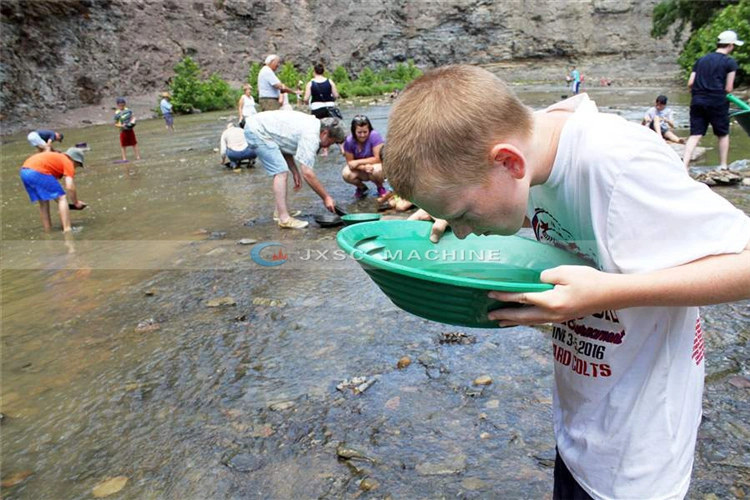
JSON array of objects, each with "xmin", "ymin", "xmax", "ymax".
[
  {"xmin": 384, "ymin": 65, "xmax": 750, "ymax": 500},
  {"xmin": 642, "ymin": 95, "xmax": 684, "ymax": 144}
]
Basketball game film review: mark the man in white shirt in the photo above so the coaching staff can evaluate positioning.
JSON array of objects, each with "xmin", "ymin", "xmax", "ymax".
[
  {"xmin": 244, "ymin": 111, "xmax": 347, "ymax": 229},
  {"xmin": 258, "ymin": 55, "xmax": 295, "ymax": 112}
]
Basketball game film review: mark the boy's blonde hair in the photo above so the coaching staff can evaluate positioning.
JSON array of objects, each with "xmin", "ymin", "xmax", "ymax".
[{"xmin": 384, "ymin": 65, "xmax": 533, "ymax": 200}]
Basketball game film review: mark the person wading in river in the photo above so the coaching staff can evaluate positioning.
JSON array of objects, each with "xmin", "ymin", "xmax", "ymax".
[
  {"xmin": 243, "ymin": 110, "xmax": 346, "ymax": 229},
  {"xmin": 19, "ymin": 148, "xmax": 87, "ymax": 232}
]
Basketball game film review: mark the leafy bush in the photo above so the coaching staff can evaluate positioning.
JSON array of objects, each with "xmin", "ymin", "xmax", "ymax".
[
  {"xmin": 332, "ymin": 66, "xmax": 351, "ymax": 84},
  {"xmin": 169, "ymin": 56, "xmax": 237, "ymax": 112},
  {"xmin": 676, "ymin": 0, "xmax": 749, "ymax": 84},
  {"xmin": 196, "ymin": 74, "xmax": 239, "ymax": 111},
  {"xmin": 246, "ymin": 62, "xmax": 262, "ymax": 100}
]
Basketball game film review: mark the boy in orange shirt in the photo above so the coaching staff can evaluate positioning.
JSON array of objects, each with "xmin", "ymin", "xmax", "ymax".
[{"xmin": 20, "ymin": 148, "xmax": 87, "ymax": 232}]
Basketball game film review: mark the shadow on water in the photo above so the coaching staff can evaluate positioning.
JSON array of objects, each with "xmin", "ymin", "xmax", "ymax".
[{"xmin": 1, "ymin": 88, "xmax": 749, "ymax": 498}]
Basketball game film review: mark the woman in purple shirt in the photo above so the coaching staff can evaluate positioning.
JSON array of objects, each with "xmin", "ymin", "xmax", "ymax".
[{"xmin": 342, "ymin": 115, "xmax": 388, "ymax": 198}]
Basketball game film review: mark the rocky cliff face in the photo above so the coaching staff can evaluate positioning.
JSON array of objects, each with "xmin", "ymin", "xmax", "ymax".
[{"xmin": 1, "ymin": 0, "xmax": 680, "ymax": 129}]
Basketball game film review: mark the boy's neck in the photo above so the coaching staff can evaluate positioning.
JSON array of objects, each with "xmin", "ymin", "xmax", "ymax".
[{"xmin": 525, "ymin": 110, "xmax": 571, "ymax": 186}]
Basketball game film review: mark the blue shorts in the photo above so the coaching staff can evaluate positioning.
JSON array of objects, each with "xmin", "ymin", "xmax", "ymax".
[
  {"xmin": 20, "ymin": 168, "xmax": 65, "ymax": 202},
  {"xmin": 243, "ymin": 129, "xmax": 289, "ymax": 176},
  {"xmin": 163, "ymin": 113, "xmax": 174, "ymax": 126},
  {"xmin": 27, "ymin": 131, "xmax": 46, "ymax": 148},
  {"xmin": 226, "ymin": 146, "xmax": 258, "ymax": 164}
]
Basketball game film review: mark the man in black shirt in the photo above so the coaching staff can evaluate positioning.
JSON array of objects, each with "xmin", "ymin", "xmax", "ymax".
[{"xmin": 683, "ymin": 30, "xmax": 743, "ymax": 170}]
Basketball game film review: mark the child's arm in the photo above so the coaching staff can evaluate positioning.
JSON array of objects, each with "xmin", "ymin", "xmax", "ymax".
[
  {"xmin": 487, "ymin": 241, "xmax": 750, "ymax": 326},
  {"xmin": 303, "ymin": 81, "xmax": 312, "ymax": 105}
]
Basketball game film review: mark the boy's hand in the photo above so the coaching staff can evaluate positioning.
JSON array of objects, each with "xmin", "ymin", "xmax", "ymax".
[
  {"xmin": 408, "ymin": 209, "xmax": 449, "ymax": 243},
  {"xmin": 69, "ymin": 201, "xmax": 88, "ymax": 210},
  {"xmin": 487, "ymin": 265, "xmax": 616, "ymax": 326},
  {"xmin": 323, "ymin": 196, "xmax": 336, "ymax": 213}
]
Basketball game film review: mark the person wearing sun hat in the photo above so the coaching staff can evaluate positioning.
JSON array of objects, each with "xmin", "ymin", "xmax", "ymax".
[
  {"xmin": 683, "ymin": 29, "xmax": 744, "ymax": 169},
  {"xmin": 160, "ymin": 91, "xmax": 175, "ymax": 132},
  {"xmin": 19, "ymin": 147, "xmax": 87, "ymax": 232}
]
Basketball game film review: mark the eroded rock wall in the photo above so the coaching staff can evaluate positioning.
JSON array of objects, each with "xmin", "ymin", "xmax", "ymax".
[{"xmin": 0, "ymin": 0, "xmax": 680, "ymax": 128}]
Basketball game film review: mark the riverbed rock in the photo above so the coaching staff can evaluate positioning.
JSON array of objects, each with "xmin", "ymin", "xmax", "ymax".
[
  {"xmin": 226, "ymin": 453, "xmax": 262, "ymax": 473},
  {"xmin": 336, "ymin": 443, "xmax": 374, "ymax": 462},
  {"xmin": 1, "ymin": 470, "xmax": 33, "ymax": 488},
  {"xmin": 693, "ymin": 169, "xmax": 743, "ymax": 187},
  {"xmin": 416, "ymin": 455, "xmax": 467, "ymax": 476},
  {"xmin": 474, "ymin": 375, "xmax": 493, "ymax": 386},
  {"xmin": 252, "ymin": 297, "xmax": 286, "ymax": 307},
  {"xmin": 360, "ymin": 478, "xmax": 380, "ymax": 491},
  {"xmin": 92, "ymin": 476, "xmax": 128, "ymax": 497},
  {"xmin": 268, "ymin": 400, "xmax": 295, "ymax": 411},
  {"xmin": 237, "ymin": 238, "xmax": 258, "ymax": 245},
  {"xmin": 439, "ymin": 331, "xmax": 475, "ymax": 345},
  {"xmin": 206, "ymin": 297, "xmax": 236, "ymax": 307},
  {"xmin": 729, "ymin": 376, "xmax": 750, "ymax": 389},
  {"xmin": 396, "ymin": 356, "xmax": 411, "ymax": 369},
  {"xmin": 134, "ymin": 318, "xmax": 160, "ymax": 333}
]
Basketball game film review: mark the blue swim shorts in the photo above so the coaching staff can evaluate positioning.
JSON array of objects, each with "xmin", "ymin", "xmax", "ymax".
[
  {"xmin": 242, "ymin": 129, "xmax": 289, "ymax": 176},
  {"xmin": 20, "ymin": 168, "xmax": 65, "ymax": 202}
]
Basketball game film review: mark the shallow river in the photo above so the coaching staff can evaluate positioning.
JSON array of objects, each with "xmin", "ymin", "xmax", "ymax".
[{"xmin": 1, "ymin": 87, "xmax": 749, "ymax": 499}]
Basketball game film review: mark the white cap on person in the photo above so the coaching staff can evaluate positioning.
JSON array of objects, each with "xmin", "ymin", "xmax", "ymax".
[{"xmin": 718, "ymin": 30, "xmax": 744, "ymax": 46}]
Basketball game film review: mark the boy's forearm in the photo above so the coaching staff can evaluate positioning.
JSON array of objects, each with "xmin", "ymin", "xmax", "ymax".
[{"xmin": 606, "ymin": 246, "xmax": 750, "ymax": 309}]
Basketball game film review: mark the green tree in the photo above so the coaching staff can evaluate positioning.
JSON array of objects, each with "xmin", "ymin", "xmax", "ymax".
[
  {"xmin": 196, "ymin": 73, "xmax": 237, "ymax": 111},
  {"xmin": 651, "ymin": 0, "xmax": 735, "ymax": 44},
  {"xmin": 169, "ymin": 56, "xmax": 237, "ymax": 113},
  {"xmin": 677, "ymin": 0, "xmax": 749, "ymax": 84},
  {"xmin": 170, "ymin": 57, "xmax": 202, "ymax": 113}
]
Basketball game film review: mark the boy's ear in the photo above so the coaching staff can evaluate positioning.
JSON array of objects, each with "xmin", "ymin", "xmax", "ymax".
[{"xmin": 490, "ymin": 144, "xmax": 526, "ymax": 179}]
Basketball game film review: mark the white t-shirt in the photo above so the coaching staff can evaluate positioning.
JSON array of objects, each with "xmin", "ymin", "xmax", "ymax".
[
  {"xmin": 240, "ymin": 94, "xmax": 257, "ymax": 118},
  {"xmin": 528, "ymin": 94, "xmax": 750, "ymax": 500},
  {"xmin": 220, "ymin": 127, "xmax": 248, "ymax": 156},
  {"xmin": 644, "ymin": 106, "xmax": 673, "ymax": 131},
  {"xmin": 244, "ymin": 110, "xmax": 320, "ymax": 168},
  {"xmin": 258, "ymin": 66, "xmax": 281, "ymax": 98}
]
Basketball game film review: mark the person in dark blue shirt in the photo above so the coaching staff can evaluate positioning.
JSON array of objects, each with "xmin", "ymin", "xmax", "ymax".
[
  {"xmin": 683, "ymin": 30, "xmax": 743, "ymax": 169},
  {"xmin": 27, "ymin": 129, "xmax": 64, "ymax": 152}
]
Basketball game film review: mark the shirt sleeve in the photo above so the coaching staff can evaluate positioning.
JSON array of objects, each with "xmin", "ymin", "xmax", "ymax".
[
  {"xmin": 343, "ymin": 136, "xmax": 354, "ymax": 155},
  {"xmin": 220, "ymin": 131, "xmax": 227, "ymax": 156},
  {"xmin": 62, "ymin": 156, "xmax": 76, "ymax": 178},
  {"xmin": 369, "ymin": 130, "xmax": 384, "ymax": 148},
  {"xmin": 268, "ymin": 70, "xmax": 281, "ymax": 87},
  {"xmin": 606, "ymin": 141, "xmax": 750, "ymax": 273}
]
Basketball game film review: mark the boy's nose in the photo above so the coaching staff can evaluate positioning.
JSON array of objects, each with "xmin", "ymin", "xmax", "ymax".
[{"xmin": 452, "ymin": 224, "xmax": 473, "ymax": 240}]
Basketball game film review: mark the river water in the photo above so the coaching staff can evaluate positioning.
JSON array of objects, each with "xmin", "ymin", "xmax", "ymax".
[{"xmin": 1, "ymin": 87, "xmax": 749, "ymax": 499}]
